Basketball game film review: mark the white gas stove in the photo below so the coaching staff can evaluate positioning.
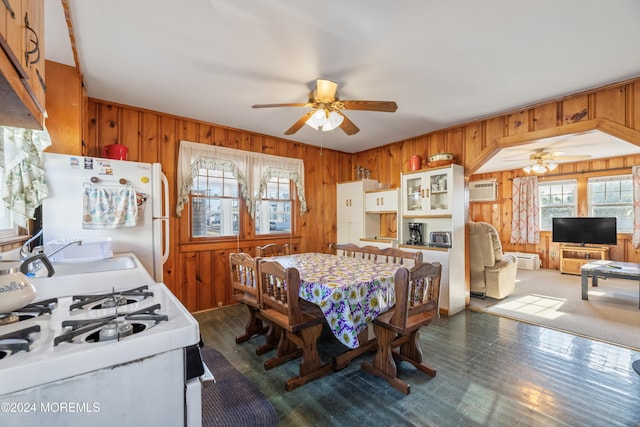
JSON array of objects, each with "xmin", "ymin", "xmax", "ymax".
[{"xmin": 0, "ymin": 254, "xmax": 203, "ymax": 427}]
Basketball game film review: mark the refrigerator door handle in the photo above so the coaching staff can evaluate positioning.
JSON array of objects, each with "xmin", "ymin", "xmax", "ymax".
[{"xmin": 161, "ymin": 172, "xmax": 170, "ymax": 264}]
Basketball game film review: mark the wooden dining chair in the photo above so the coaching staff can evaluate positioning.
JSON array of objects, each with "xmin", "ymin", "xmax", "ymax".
[
  {"xmin": 256, "ymin": 243, "xmax": 291, "ymax": 257},
  {"xmin": 230, "ymin": 253, "xmax": 268, "ymax": 344},
  {"xmin": 253, "ymin": 243, "xmax": 291, "ymax": 354},
  {"xmin": 359, "ymin": 245, "xmax": 384, "ymax": 261},
  {"xmin": 258, "ymin": 260, "xmax": 333, "ymax": 391},
  {"xmin": 379, "ymin": 247, "xmax": 423, "ymax": 267},
  {"xmin": 361, "ymin": 261, "xmax": 442, "ymax": 395},
  {"xmin": 334, "ymin": 243, "xmax": 360, "ymax": 257},
  {"xmin": 335, "ymin": 243, "xmax": 381, "ymax": 261}
]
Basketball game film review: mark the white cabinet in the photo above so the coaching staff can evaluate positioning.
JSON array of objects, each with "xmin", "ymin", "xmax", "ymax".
[
  {"xmin": 336, "ymin": 179, "xmax": 379, "ymax": 244},
  {"xmin": 399, "ymin": 246, "xmax": 465, "ymax": 316},
  {"xmin": 398, "ymin": 164, "xmax": 466, "ymax": 315},
  {"xmin": 365, "ymin": 188, "xmax": 398, "ymax": 213},
  {"xmin": 402, "ymin": 168, "xmax": 453, "ymax": 216}
]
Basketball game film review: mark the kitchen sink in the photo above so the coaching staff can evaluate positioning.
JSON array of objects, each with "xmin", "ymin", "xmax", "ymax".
[{"xmin": 51, "ymin": 256, "xmax": 138, "ymax": 276}]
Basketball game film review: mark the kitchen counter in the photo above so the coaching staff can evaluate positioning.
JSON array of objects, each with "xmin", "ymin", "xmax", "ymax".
[
  {"xmin": 398, "ymin": 243, "xmax": 451, "ymax": 251},
  {"xmin": 360, "ymin": 237, "xmax": 397, "ymax": 243}
]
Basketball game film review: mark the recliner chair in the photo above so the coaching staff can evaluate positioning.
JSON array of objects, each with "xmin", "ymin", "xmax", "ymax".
[{"xmin": 469, "ymin": 221, "xmax": 517, "ymax": 299}]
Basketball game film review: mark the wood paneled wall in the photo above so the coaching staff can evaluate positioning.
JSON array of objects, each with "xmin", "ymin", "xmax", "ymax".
[
  {"xmin": 45, "ymin": 61, "xmax": 640, "ymax": 312},
  {"xmin": 80, "ymin": 100, "xmax": 352, "ymax": 312}
]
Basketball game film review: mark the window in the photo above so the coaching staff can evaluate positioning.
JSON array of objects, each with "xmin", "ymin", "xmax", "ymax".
[
  {"xmin": 588, "ymin": 175, "xmax": 632, "ymax": 232},
  {"xmin": 255, "ymin": 177, "xmax": 293, "ymax": 235},
  {"xmin": 176, "ymin": 141, "xmax": 307, "ymax": 240},
  {"xmin": 539, "ymin": 179, "xmax": 576, "ymax": 230},
  {"xmin": 190, "ymin": 168, "xmax": 240, "ymax": 238},
  {"xmin": 0, "ymin": 207, "xmax": 19, "ymax": 239}
]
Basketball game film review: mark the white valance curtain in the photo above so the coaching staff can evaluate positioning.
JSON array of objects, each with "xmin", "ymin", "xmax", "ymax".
[
  {"xmin": 632, "ymin": 166, "xmax": 640, "ymax": 248},
  {"xmin": 510, "ymin": 176, "xmax": 540, "ymax": 244},
  {"xmin": 0, "ymin": 125, "xmax": 51, "ymax": 227},
  {"xmin": 176, "ymin": 140, "xmax": 307, "ymax": 217}
]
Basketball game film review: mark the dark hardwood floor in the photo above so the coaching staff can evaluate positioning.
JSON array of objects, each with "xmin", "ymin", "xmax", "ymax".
[{"xmin": 195, "ymin": 304, "xmax": 640, "ymax": 427}]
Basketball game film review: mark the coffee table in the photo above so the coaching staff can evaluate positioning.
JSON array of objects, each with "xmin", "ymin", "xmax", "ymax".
[{"xmin": 581, "ymin": 260, "xmax": 640, "ymax": 308}]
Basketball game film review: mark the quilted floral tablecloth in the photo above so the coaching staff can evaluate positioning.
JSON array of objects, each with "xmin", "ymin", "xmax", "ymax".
[{"xmin": 274, "ymin": 253, "xmax": 401, "ymax": 349}]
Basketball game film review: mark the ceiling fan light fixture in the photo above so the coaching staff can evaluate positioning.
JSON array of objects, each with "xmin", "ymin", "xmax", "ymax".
[
  {"xmin": 326, "ymin": 110, "xmax": 344, "ymax": 130},
  {"xmin": 305, "ymin": 109, "xmax": 343, "ymax": 132},
  {"xmin": 308, "ymin": 109, "xmax": 327, "ymax": 127},
  {"xmin": 523, "ymin": 160, "xmax": 557, "ymax": 174}
]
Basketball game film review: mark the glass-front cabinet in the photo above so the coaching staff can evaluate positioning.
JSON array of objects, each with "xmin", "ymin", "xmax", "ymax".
[
  {"xmin": 402, "ymin": 168, "xmax": 453, "ymax": 216},
  {"xmin": 398, "ymin": 163, "xmax": 465, "ymax": 315}
]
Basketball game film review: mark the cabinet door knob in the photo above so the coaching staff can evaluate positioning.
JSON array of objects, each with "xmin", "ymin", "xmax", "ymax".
[{"xmin": 381, "ymin": 197, "xmax": 384, "ymax": 205}]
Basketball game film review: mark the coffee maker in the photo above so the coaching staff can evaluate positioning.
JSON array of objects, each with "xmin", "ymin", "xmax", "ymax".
[{"xmin": 407, "ymin": 223, "xmax": 424, "ymax": 245}]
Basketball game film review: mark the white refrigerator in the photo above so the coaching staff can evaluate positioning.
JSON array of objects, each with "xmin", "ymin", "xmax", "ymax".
[{"xmin": 41, "ymin": 152, "xmax": 169, "ymax": 282}]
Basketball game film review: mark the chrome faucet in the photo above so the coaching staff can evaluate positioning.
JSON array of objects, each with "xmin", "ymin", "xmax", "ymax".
[
  {"xmin": 24, "ymin": 239, "xmax": 82, "ymax": 276},
  {"xmin": 46, "ymin": 240, "xmax": 83, "ymax": 258}
]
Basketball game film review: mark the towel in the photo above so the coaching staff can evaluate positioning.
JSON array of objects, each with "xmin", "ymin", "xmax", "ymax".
[{"xmin": 83, "ymin": 186, "xmax": 138, "ymax": 229}]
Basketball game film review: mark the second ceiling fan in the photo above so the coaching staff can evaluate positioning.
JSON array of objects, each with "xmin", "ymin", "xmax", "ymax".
[
  {"xmin": 252, "ymin": 79, "xmax": 398, "ymax": 136},
  {"xmin": 527, "ymin": 148, "xmax": 592, "ymax": 163}
]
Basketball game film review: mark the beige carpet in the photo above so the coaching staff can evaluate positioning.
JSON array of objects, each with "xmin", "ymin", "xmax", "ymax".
[{"xmin": 468, "ymin": 268, "xmax": 640, "ymax": 351}]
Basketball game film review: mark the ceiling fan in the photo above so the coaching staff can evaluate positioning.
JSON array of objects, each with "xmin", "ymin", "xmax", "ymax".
[
  {"xmin": 527, "ymin": 148, "xmax": 592, "ymax": 163},
  {"xmin": 252, "ymin": 79, "xmax": 398, "ymax": 135},
  {"xmin": 520, "ymin": 149, "xmax": 592, "ymax": 174}
]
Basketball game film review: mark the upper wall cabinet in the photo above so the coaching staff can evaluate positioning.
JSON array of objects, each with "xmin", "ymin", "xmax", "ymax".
[
  {"xmin": 0, "ymin": 0, "xmax": 46, "ymax": 129},
  {"xmin": 402, "ymin": 167, "xmax": 454, "ymax": 216},
  {"xmin": 336, "ymin": 179, "xmax": 379, "ymax": 244},
  {"xmin": 364, "ymin": 188, "xmax": 398, "ymax": 213}
]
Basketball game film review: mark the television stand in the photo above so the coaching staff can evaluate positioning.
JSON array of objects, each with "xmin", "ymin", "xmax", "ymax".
[{"xmin": 559, "ymin": 245, "xmax": 609, "ymax": 275}]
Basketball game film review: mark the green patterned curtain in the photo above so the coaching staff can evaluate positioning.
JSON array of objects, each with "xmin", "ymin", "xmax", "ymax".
[{"xmin": 0, "ymin": 126, "xmax": 51, "ymax": 227}]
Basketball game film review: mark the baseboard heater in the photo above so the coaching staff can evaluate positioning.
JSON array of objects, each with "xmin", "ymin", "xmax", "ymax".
[{"xmin": 504, "ymin": 252, "xmax": 540, "ymax": 270}]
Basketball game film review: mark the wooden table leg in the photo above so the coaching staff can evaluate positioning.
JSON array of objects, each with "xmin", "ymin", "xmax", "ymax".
[{"xmin": 333, "ymin": 328, "xmax": 377, "ymax": 371}]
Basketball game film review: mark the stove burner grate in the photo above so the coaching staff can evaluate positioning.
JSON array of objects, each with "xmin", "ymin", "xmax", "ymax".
[
  {"xmin": 0, "ymin": 325, "xmax": 41, "ymax": 359},
  {"xmin": 0, "ymin": 298, "xmax": 59, "ymax": 326},
  {"xmin": 15, "ymin": 298, "xmax": 59, "ymax": 316},
  {"xmin": 70, "ymin": 286, "xmax": 153, "ymax": 311},
  {"xmin": 54, "ymin": 303, "xmax": 168, "ymax": 345}
]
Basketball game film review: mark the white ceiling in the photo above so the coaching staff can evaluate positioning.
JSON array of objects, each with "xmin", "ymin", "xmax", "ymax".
[{"xmin": 44, "ymin": 0, "xmax": 640, "ymax": 168}]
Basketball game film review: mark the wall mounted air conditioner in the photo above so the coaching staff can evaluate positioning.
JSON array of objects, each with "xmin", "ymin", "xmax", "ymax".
[{"xmin": 469, "ymin": 179, "xmax": 497, "ymax": 202}]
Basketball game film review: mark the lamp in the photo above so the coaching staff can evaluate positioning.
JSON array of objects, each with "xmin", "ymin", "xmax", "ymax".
[
  {"xmin": 523, "ymin": 160, "xmax": 558, "ymax": 174},
  {"xmin": 305, "ymin": 109, "xmax": 344, "ymax": 132}
]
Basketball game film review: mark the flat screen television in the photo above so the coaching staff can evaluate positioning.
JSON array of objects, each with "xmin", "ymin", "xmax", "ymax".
[{"xmin": 552, "ymin": 217, "xmax": 617, "ymax": 246}]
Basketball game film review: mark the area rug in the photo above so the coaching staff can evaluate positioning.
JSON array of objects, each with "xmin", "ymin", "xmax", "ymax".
[
  {"xmin": 200, "ymin": 346, "xmax": 277, "ymax": 427},
  {"xmin": 468, "ymin": 268, "xmax": 640, "ymax": 351}
]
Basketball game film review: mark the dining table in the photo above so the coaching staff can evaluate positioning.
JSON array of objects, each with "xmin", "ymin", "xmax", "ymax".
[{"xmin": 272, "ymin": 252, "xmax": 402, "ymax": 369}]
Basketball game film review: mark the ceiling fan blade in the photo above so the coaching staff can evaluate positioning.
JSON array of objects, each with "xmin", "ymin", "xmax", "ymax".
[
  {"xmin": 315, "ymin": 79, "xmax": 338, "ymax": 102},
  {"xmin": 341, "ymin": 100, "xmax": 398, "ymax": 112},
  {"xmin": 284, "ymin": 111, "xmax": 315, "ymax": 135},
  {"xmin": 550, "ymin": 155, "xmax": 592, "ymax": 161},
  {"xmin": 337, "ymin": 112, "xmax": 360, "ymax": 135},
  {"xmin": 252, "ymin": 103, "xmax": 311, "ymax": 108}
]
